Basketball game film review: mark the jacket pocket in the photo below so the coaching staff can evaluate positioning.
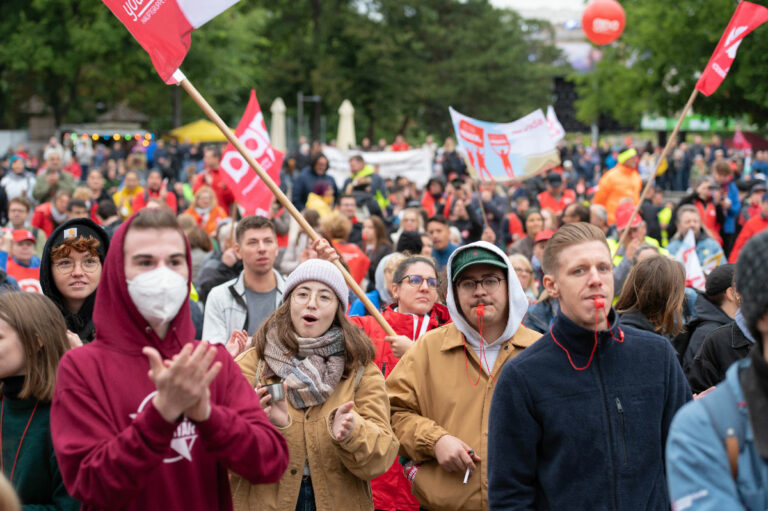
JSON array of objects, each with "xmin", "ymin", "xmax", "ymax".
[{"xmin": 616, "ymin": 397, "xmax": 628, "ymax": 466}]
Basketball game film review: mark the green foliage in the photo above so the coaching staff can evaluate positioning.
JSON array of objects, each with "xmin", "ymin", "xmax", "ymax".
[
  {"xmin": 0, "ymin": 0, "xmax": 562, "ymax": 139},
  {"xmin": 574, "ymin": 0, "xmax": 768, "ymax": 127}
]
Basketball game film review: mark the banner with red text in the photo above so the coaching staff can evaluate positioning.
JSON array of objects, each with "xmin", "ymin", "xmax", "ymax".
[
  {"xmin": 102, "ymin": 0, "xmax": 240, "ymax": 83},
  {"xmin": 449, "ymin": 107, "xmax": 560, "ymax": 182},
  {"xmin": 220, "ymin": 90, "xmax": 283, "ymax": 216}
]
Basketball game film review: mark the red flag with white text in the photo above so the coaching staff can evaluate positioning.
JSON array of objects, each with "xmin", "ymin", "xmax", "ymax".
[
  {"xmin": 696, "ymin": 1, "xmax": 768, "ymax": 96},
  {"xmin": 220, "ymin": 90, "xmax": 284, "ymax": 216},
  {"xmin": 101, "ymin": 0, "xmax": 240, "ymax": 83}
]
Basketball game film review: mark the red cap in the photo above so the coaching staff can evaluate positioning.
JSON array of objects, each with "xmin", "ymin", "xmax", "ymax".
[
  {"xmin": 615, "ymin": 202, "xmax": 642, "ymax": 231},
  {"xmin": 534, "ymin": 229, "xmax": 555, "ymax": 244},
  {"xmin": 12, "ymin": 229, "xmax": 35, "ymax": 243}
]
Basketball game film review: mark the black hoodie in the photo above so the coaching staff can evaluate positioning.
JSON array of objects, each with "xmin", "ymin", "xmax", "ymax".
[{"xmin": 40, "ymin": 218, "xmax": 109, "ymax": 343}]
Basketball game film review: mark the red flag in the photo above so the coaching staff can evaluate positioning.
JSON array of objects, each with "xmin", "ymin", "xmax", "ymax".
[
  {"xmin": 102, "ymin": 0, "xmax": 240, "ymax": 84},
  {"xmin": 696, "ymin": 1, "xmax": 768, "ymax": 96},
  {"xmin": 220, "ymin": 90, "xmax": 284, "ymax": 216}
]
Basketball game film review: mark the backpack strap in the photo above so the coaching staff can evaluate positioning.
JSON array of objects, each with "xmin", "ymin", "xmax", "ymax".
[
  {"xmin": 699, "ymin": 378, "xmax": 746, "ymax": 481},
  {"xmin": 353, "ymin": 364, "xmax": 365, "ymax": 392},
  {"xmin": 228, "ymin": 282, "xmax": 249, "ymax": 331}
]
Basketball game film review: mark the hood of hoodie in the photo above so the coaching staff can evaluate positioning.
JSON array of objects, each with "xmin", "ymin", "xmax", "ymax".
[
  {"xmin": 91, "ymin": 214, "xmax": 195, "ymax": 357},
  {"xmin": 693, "ymin": 292, "xmax": 733, "ymax": 325},
  {"xmin": 375, "ymin": 253, "xmax": 399, "ymax": 305},
  {"xmin": 445, "ymin": 241, "xmax": 528, "ymax": 346},
  {"xmin": 40, "ymin": 218, "xmax": 110, "ymax": 340}
]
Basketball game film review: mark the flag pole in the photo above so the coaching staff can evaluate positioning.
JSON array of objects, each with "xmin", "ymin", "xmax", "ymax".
[
  {"xmin": 615, "ymin": 88, "xmax": 699, "ymax": 253},
  {"xmin": 174, "ymin": 69, "xmax": 397, "ymax": 336}
]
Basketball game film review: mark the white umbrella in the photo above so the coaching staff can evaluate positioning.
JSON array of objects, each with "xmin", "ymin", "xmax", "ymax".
[
  {"xmin": 269, "ymin": 97, "xmax": 287, "ymax": 153},
  {"xmin": 337, "ymin": 99, "xmax": 356, "ymax": 151}
]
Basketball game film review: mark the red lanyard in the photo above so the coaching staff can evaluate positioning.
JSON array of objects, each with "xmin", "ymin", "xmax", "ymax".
[
  {"xmin": 462, "ymin": 304, "xmax": 498, "ymax": 385},
  {"xmin": 0, "ymin": 395, "xmax": 39, "ymax": 484},
  {"xmin": 550, "ymin": 302, "xmax": 624, "ymax": 371}
]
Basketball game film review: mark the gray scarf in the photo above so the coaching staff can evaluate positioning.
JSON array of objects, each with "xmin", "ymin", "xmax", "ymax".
[{"xmin": 263, "ymin": 326, "xmax": 345, "ymax": 409}]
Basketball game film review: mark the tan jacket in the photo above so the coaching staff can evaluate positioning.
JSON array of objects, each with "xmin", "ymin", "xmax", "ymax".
[
  {"xmin": 232, "ymin": 350, "xmax": 399, "ymax": 511},
  {"xmin": 386, "ymin": 322, "xmax": 540, "ymax": 511}
]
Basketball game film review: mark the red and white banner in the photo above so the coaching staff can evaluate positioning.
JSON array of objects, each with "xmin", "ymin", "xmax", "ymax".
[
  {"xmin": 221, "ymin": 90, "xmax": 284, "ymax": 217},
  {"xmin": 675, "ymin": 230, "xmax": 706, "ymax": 291},
  {"xmin": 546, "ymin": 105, "xmax": 565, "ymax": 142},
  {"xmin": 102, "ymin": 0, "xmax": 240, "ymax": 83},
  {"xmin": 695, "ymin": 1, "xmax": 768, "ymax": 96}
]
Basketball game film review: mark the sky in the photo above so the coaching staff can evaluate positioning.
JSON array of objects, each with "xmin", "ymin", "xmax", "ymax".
[{"xmin": 490, "ymin": 0, "xmax": 585, "ymax": 25}]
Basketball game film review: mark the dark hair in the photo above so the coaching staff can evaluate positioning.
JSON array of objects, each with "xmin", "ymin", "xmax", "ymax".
[
  {"xmin": 522, "ymin": 209, "xmax": 543, "ymax": 234},
  {"xmin": 203, "ymin": 144, "xmax": 222, "ymax": 159},
  {"xmin": 426, "ymin": 215, "xmax": 450, "ymax": 227},
  {"xmin": 187, "ymin": 227, "xmax": 213, "ymax": 251},
  {"xmin": 616, "ymin": 256, "xmax": 686, "ymax": 337},
  {"xmin": 96, "ymin": 199, "xmax": 118, "ymax": 219},
  {"xmin": 396, "ymin": 231, "xmax": 423, "ymax": 254},
  {"xmin": 565, "ymin": 203, "xmax": 590, "ymax": 223},
  {"xmin": 252, "ymin": 299, "xmax": 374, "ymax": 376},
  {"xmin": 365, "ymin": 215, "xmax": 391, "ymax": 249},
  {"xmin": 8, "ymin": 196, "xmax": 31, "ymax": 212},
  {"xmin": 349, "ymin": 155, "xmax": 365, "ymax": 164},
  {"xmin": 339, "ymin": 194, "xmax": 357, "ymax": 204},
  {"xmin": 235, "ymin": 215, "xmax": 276, "ymax": 243},
  {"xmin": 302, "ymin": 209, "xmax": 320, "ymax": 228},
  {"xmin": 311, "ymin": 153, "xmax": 328, "ymax": 172},
  {"xmin": 0, "ymin": 293, "xmax": 69, "ymax": 402},
  {"xmin": 147, "ymin": 169, "xmax": 163, "ymax": 179},
  {"xmin": 392, "ymin": 256, "xmax": 438, "ymax": 286},
  {"xmin": 66, "ymin": 199, "xmax": 87, "ymax": 212}
]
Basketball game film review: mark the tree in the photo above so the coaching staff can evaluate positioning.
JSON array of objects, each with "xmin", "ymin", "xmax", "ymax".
[{"xmin": 574, "ymin": 0, "xmax": 768, "ymax": 127}]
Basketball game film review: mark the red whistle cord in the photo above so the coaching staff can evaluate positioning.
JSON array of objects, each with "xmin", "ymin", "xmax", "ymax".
[
  {"xmin": 550, "ymin": 298, "xmax": 623, "ymax": 371},
  {"xmin": 463, "ymin": 303, "xmax": 498, "ymax": 385}
]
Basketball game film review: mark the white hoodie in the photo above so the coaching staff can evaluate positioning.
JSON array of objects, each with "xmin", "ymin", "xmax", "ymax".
[{"xmin": 445, "ymin": 241, "xmax": 529, "ymax": 372}]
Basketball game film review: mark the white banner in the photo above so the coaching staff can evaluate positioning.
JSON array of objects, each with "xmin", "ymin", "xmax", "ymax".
[
  {"xmin": 675, "ymin": 230, "xmax": 706, "ymax": 291},
  {"xmin": 323, "ymin": 146, "xmax": 433, "ymax": 189}
]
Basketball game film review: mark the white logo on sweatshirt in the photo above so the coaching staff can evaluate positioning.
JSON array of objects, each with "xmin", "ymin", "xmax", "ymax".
[{"xmin": 130, "ymin": 391, "xmax": 198, "ymax": 463}]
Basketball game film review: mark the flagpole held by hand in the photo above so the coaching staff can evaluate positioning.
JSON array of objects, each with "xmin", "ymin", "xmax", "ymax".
[{"xmin": 173, "ymin": 69, "xmax": 396, "ymax": 336}]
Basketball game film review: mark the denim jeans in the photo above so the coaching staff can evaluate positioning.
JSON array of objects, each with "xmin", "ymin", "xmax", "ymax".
[{"xmin": 295, "ymin": 477, "xmax": 316, "ymax": 511}]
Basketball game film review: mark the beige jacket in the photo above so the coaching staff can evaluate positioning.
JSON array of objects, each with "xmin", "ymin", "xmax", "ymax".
[
  {"xmin": 386, "ymin": 322, "xmax": 540, "ymax": 511},
  {"xmin": 232, "ymin": 350, "xmax": 399, "ymax": 511}
]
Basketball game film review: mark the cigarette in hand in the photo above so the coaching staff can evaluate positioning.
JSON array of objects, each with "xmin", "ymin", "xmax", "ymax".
[{"xmin": 463, "ymin": 467, "xmax": 470, "ymax": 484}]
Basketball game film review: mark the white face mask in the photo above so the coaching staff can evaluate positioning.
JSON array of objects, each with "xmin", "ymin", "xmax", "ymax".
[{"xmin": 127, "ymin": 266, "xmax": 188, "ymax": 328}]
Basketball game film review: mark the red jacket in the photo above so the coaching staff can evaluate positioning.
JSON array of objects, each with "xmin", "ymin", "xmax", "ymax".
[
  {"xmin": 50, "ymin": 216, "xmax": 289, "ymax": 511},
  {"xmin": 132, "ymin": 189, "xmax": 178, "ymax": 213},
  {"xmin": 537, "ymin": 189, "xmax": 575, "ymax": 214},
  {"xmin": 351, "ymin": 303, "xmax": 451, "ymax": 511},
  {"xmin": 729, "ymin": 213, "xmax": 768, "ymax": 263},
  {"xmin": 31, "ymin": 202, "xmax": 60, "ymax": 237},
  {"xmin": 332, "ymin": 240, "xmax": 370, "ymax": 285},
  {"xmin": 193, "ymin": 168, "xmax": 235, "ymax": 212}
]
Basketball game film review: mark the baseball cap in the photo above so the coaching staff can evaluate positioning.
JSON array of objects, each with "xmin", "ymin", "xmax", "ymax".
[
  {"xmin": 615, "ymin": 202, "xmax": 642, "ymax": 231},
  {"xmin": 751, "ymin": 180, "xmax": 767, "ymax": 193},
  {"xmin": 534, "ymin": 229, "xmax": 555, "ymax": 244},
  {"xmin": 12, "ymin": 229, "xmax": 36, "ymax": 243},
  {"xmin": 546, "ymin": 172, "xmax": 563, "ymax": 186},
  {"xmin": 451, "ymin": 247, "xmax": 508, "ymax": 281}
]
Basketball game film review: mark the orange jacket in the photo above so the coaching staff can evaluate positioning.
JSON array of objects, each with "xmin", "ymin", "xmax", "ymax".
[
  {"xmin": 183, "ymin": 205, "xmax": 229, "ymax": 235},
  {"xmin": 592, "ymin": 164, "xmax": 642, "ymax": 225}
]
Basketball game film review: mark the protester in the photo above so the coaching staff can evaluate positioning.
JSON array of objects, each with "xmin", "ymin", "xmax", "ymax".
[
  {"xmin": 0, "ymin": 292, "xmax": 79, "ymax": 509},
  {"xmin": 337, "ymin": 194, "xmax": 363, "ymax": 244},
  {"xmin": 666, "ymin": 231, "xmax": 768, "ymax": 509},
  {"xmin": 195, "ymin": 220, "xmax": 242, "ymax": 303},
  {"xmin": 508, "ymin": 253, "xmax": 538, "ymax": 304},
  {"xmin": 593, "ymin": 148, "xmax": 642, "ymax": 224},
  {"xmin": 348, "ymin": 252, "xmax": 406, "ymax": 317},
  {"xmin": 712, "ymin": 160, "xmax": 741, "ymax": 257},
  {"xmin": 386, "ymin": 241, "xmax": 539, "ymax": 510},
  {"xmin": 132, "ymin": 170, "xmax": 177, "ymax": 212},
  {"xmin": 320, "ymin": 212, "xmax": 370, "ymax": 285},
  {"xmin": 488, "ymin": 222, "xmax": 691, "ymax": 510},
  {"xmin": 359, "ymin": 215, "xmax": 393, "ymax": 290},
  {"xmin": 50, "ymin": 208, "xmax": 289, "ymax": 510},
  {"xmin": 561, "ymin": 202, "xmax": 590, "ymax": 224},
  {"xmin": 666, "ymin": 204, "xmax": 725, "ymax": 270},
  {"xmin": 4, "ymin": 197, "xmax": 46, "ymax": 255},
  {"xmin": 670, "ymin": 176, "xmax": 722, "ymax": 244},
  {"xmin": 32, "ymin": 153, "xmax": 75, "ymax": 204},
  {"xmin": 508, "ymin": 209, "xmax": 544, "ymax": 261},
  {"xmin": 0, "ymin": 156, "xmax": 35, "ymax": 202},
  {"xmin": 343, "ymin": 155, "xmax": 387, "ymax": 216},
  {"xmin": 232, "ymin": 259, "xmax": 398, "ymax": 510},
  {"xmin": 202, "ymin": 216, "xmax": 285, "ymax": 347},
  {"xmin": 183, "ymin": 185, "xmax": 229, "ymax": 235},
  {"xmin": 95, "ymin": 199, "xmax": 123, "ymax": 239},
  {"xmin": 0, "ymin": 229, "xmax": 41, "ymax": 293},
  {"xmin": 390, "ymin": 207, "xmax": 424, "ymax": 246},
  {"xmin": 304, "ymin": 181, "xmax": 335, "ymax": 218},
  {"xmin": 31, "ymin": 190, "xmax": 70, "ymax": 237},
  {"xmin": 537, "ymin": 171, "xmax": 575, "ymax": 217},
  {"xmin": 292, "ymin": 153, "xmax": 337, "ymax": 208},
  {"xmin": 112, "ymin": 170, "xmax": 143, "ymax": 219},
  {"xmin": 278, "ymin": 209, "xmax": 320, "ymax": 275},
  {"xmin": 616, "ymin": 255, "xmax": 686, "ymax": 341},
  {"xmin": 193, "ymin": 145, "xmax": 235, "ymax": 212},
  {"xmin": 40, "ymin": 218, "xmax": 109, "ymax": 344},
  {"xmin": 729, "ymin": 191, "xmax": 768, "ymax": 263}
]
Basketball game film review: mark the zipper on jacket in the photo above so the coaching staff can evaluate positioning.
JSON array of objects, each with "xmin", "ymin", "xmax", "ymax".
[
  {"xmin": 594, "ymin": 356, "xmax": 619, "ymax": 511},
  {"xmin": 616, "ymin": 397, "xmax": 628, "ymax": 466}
]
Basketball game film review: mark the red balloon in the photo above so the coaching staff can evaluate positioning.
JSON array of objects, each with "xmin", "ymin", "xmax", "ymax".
[{"xmin": 582, "ymin": 0, "xmax": 626, "ymax": 45}]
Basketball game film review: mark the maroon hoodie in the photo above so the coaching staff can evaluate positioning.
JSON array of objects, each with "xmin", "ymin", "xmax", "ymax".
[{"xmin": 50, "ymin": 215, "xmax": 289, "ymax": 510}]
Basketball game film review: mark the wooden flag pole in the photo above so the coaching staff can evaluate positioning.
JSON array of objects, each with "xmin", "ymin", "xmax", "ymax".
[
  {"xmin": 174, "ymin": 69, "xmax": 396, "ymax": 336},
  {"xmin": 615, "ymin": 88, "xmax": 699, "ymax": 252}
]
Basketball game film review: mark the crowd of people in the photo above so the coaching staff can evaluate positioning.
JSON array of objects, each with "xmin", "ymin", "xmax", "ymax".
[{"xmin": 0, "ymin": 130, "xmax": 766, "ymax": 510}]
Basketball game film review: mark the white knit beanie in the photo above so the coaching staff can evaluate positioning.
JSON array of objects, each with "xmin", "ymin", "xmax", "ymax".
[{"xmin": 283, "ymin": 259, "xmax": 349, "ymax": 311}]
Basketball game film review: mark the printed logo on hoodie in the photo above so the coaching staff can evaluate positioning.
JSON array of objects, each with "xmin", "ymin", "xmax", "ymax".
[{"xmin": 130, "ymin": 391, "xmax": 198, "ymax": 463}]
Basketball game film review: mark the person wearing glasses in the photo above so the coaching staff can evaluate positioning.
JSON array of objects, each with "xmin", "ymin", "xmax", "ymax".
[
  {"xmin": 233, "ymin": 259, "xmax": 398, "ymax": 510},
  {"xmin": 351, "ymin": 256, "xmax": 452, "ymax": 511},
  {"xmin": 385, "ymin": 241, "xmax": 539, "ymax": 511},
  {"xmin": 39, "ymin": 218, "xmax": 109, "ymax": 345}
]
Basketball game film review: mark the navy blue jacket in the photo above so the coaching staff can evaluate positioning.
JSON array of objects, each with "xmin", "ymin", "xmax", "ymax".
[{"xmin": 488, "ymin": 311, "xmax": 691, "ymax": 510}]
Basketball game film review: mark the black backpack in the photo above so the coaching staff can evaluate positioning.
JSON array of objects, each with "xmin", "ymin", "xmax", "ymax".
[{"xmin": 671, "ymin": 316, "xmax": 705, "ymax": 365}]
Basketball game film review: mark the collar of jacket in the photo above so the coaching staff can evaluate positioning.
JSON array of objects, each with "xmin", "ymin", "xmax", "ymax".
[
  {"xmin": 233, "ymin": 269, "xmax": 286, "ymax": 297},
  {"xmin": 438, "ymin": 323, "xmax": 536, "ymax": 352},
  {"xmin": 550, "ymin": 309, "xmax": 623, "ymax": 357}
]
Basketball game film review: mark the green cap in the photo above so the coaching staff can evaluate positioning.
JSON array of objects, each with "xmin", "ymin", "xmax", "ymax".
[{"xmin": 451, "ymin": 247, "xmax": 508, "ymax": 281}]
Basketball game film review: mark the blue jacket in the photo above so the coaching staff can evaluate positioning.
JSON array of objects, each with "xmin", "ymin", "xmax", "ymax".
[
  {"xmin": 488, "ymin": 312, "xmax": 691, "ymax": 510},
  {"xmin": 432, "ymin": 242, "xmax": 458, "ymax": 271},
  {"xmin": 348, "ymin": 290, "xmax": 380, "ymax": 317},
  {"xmin": 721, "ymin": 181, "xmax": 741, "ymax": 235},
  {"xmin": 290, "ymin": 166, "xmax": 338, "ymax": 208},
  {"xmin": 666, "ymin": 359, "xmax": 768, "ymax": 510},
  {"xmin": 667, "ymin": 232, "xmax": 724, "ymax": 271}
]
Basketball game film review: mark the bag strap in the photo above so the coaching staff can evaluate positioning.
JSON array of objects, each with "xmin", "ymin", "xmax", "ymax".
[
  {"xmin": 228, "ymin": 282, "xmax": 249, "ymax": 331},
  {"xmin": 353, "ymin": 364, "xmax": 365, "ymax": 392},
  {"xmin": 699, "ymin": 380, "xmax": 745, "ymax": 481}
]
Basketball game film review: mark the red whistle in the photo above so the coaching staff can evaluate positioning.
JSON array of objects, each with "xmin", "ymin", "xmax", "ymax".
[
  {"xmin": 476, "ymin": 304, "xmax": 485, "ymax": 316},
  {"xmin": 593, "ymin": 297, "xmax": 605, "ymax": 309}
]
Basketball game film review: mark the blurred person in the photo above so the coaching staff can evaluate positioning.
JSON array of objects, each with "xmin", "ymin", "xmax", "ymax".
[
  {"xmin": 183, "ymin": 185, "xmax": 228, "ymax": 236},
  {"xmin": 95, "ymin": 199, "xmax": 123, "ymax": 239},
  {"xmin": 39, "ymin": 218, "xmax": 109, "ymax": 344},
  {"xmin": 360, "ymin": 215, "xmax": 393, "ymax": 291},
  {"xmin": 84, "ymin": 169, "xmax": 111, "ymax": 221},
  {"xmin": 321, "ymin": 212, "xmax": 370, "ymax": 285},
  {"xmin": 338, "ymin": 194, "xmax": 363, "ymax": 244},
  {"xmin": 233, "ymin": 259, "xmax": 398, "ymax": 510},
  {"xmin": 667, "ymin": 205, "xmax": 724, "ymax": 271},
  {"xmin": 112, "ymin": 170, "xmax": 144, "ymax": 219},
  {"xmin": 426, "ymin": 215, "xmax": 458, "ymax": 271},
  {"xmin": 195, "ymin": 220, "xmax": 241, "ymax": 302},
  {"xmin": 670, "ymin": 176, "xmax": 722, "ymax": 244},
  {"xmin": 589, "ymin": 204, "xmax": 611, "ymax": 236},
  {"xmin": 593, "ymin": 148, "xmax": 643, "ymax": 225},
  {"xmin": 304, "ymin": 181, "xmax": 335, "ymax": 219},
  {"xmin": 0, "ymin": 292, "xmax": 79, "ymax": 509},
  {"xmin": 712, "ymin": 160, "xmax": 741, "ymax": 257},
  {"xmin": 387, "ymin": 242, "xmax": 538, "ymax": 511},
  {"xmin": 421, "ymin": 176, "xmax": 448, "ymax": 218},
  {"xmin": 291, "ymin": 153, "xmax": 337, "ymax": 208},
  {"xmin": 32, "ymin": 153, "xmax": 75, "ymax": 204},
  {"xmin": 0, "ymin": 156, "xmax": 35, "ymax": 202},
  {"xmin": 391, "ymin": 207, "xmax": 424, "ymax": 246},
  {"xmin": 5, "ymin": 197, "xmax": 46, "ymax": 256},
  {"xmin": 343, "ymin": 156, "xmax": 387, "ymax": 216},
  {"xmin": 51, "ymin": 209, "xmax": 289, "ymax": 511},
  {"xmin": 278, "ymin": 210, "xmax": 320, "ymax": 275},
  {"xmin": 438, "ymin": 137, "xmax": 467, "ymax": 181},
  {"xmin": 187, "ymin": 226, "xmax": 213, "ymax": 281},
  {"xmin": 132, "ymin": 170, "xmax": 177, "ymax": 213},
  {"xmin": 0, "ymin": 229, "xmax": 41, "ymax": 293},
  {"xmin": 508, "ymin": 209, "xmax": 544, "ymax": 261},
  {"xmin": 193, "ymin": 145, "xmax": 234, "ymax": 212},
  {"xmin": 391, "ymin": 134, "xmax": 410, "ymax": 152},
  {"xmin": 348, "ymin": 252, "xmax": 407, "ymax": 317},
  {"xmin": 508, "ymin": 253, "xmax": 537, "ymax": 304},
  {"xmin": 729, "ymin": 191, "xmax": 768, "ymax": 263},
  {"xmin": 420, "ymin": 233, "xmax": 433, "ymax": 257},
  {"xmin": 537, "ymin": 172, "xmax": 575, "ymax": 217},
  {"xmin": 31, "ymin": 190, "xmax": 70, "ymax": 237},
  {"xmin": 488, "ymin": 223, "xmax": 690, "ymax": 510},
  {"xmin": 561, "ymin": 202, "xmax": 590, "ymax": 225},
  {"xmin": 395, "ymin": 231, "xmax": 424, "ymax": 255},
  {"xmin": 540, "ymin": 208, "xmax": 557, "ymax": 232},
  {"xmin": 65, "ymin": 199, "xmax": 89, "ymax": 220}
]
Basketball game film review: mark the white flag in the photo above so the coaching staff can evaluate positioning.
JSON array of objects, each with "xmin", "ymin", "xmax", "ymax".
[
  {"xmin": 675, "ymin": 230, "xmax": 706, "ymax": 290},
  {"xmin": 546, "ymin": 106, "xmax": 565, "ymax": 142}
]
